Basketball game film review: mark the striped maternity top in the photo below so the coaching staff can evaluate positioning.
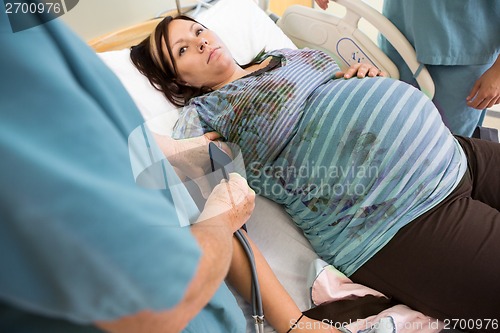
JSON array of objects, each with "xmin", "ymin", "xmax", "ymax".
[{"xmin": 173, "ymin": 48, "xmax": 467, "ymax": 276}]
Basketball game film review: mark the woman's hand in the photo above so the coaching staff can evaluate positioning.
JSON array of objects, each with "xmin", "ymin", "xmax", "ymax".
[
  {"xmin": 466, "ymin": 57, "xmax": 500, "ymax": 109},
  {"xmin": 198, "ymin": 173, "xmax": 255, "ymax": 233},
  {"xmin": 335, "ymin": 62, "xmax": 387, "ymax": 79}
]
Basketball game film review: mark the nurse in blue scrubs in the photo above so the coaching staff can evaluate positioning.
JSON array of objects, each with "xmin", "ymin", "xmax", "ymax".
[
  {"xmin": 0, "ymin": 7, "xmax": 251, "ymax": 333},
  {"xmin": 379, "ymin": 0, "xmax": 500, "ymax": 137}
]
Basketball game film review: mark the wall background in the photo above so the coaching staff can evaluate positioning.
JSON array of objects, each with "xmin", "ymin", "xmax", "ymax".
[
  {"xmin": 60, "ymin": 0, "xmax": 180, "ymax": 40},
  {"xmin": 61, "ymin": 0, "xmax": 384, "ymax": 42}
]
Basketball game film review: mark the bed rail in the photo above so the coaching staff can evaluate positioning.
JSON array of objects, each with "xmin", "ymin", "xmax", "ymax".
[{"xmin": 277, "ymin": 0, "xmax": 435, "ymax": 98}]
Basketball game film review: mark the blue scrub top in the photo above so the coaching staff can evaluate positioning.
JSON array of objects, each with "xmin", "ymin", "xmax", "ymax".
[
  {"xmin": 0, "ymin": 8, "xmax": 244, "ymax": 333},
  {"xmin": 381, "ymin": 0, "xmax": 500, "ymax": 65}
]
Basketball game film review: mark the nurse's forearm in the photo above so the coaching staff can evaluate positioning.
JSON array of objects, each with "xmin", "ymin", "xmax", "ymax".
[
  {"xmin": 171, "ymin": 172, "xmax": 256, "ymax": 330},
  {"xmin": 489, "ymin": 54, "xmax": 500, "ymax": 73},
  {"xmin": 172, "ymin": 218, "xmax": 235, "ymax": 328}
]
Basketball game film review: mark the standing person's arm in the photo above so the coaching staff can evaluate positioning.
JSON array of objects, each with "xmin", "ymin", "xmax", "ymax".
[{"xmin": 467, "ymin": 54, "xmax": 500, "ymax": 109}]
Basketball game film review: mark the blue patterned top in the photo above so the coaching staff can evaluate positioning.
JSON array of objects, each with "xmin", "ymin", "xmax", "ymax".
[{"xmin": 173, "ymin": 48, "xmax": 467, "ymax": 276}]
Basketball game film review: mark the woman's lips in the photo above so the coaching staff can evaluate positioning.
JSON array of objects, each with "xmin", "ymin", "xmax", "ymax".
[{"xmin": 207, "ymin": 47, "xmax": 221, "ymax": 64}]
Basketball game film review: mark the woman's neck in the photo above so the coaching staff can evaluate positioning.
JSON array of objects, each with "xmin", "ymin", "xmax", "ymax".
[
  {"xmin": 211, "ymin": 66, "xmax": 249, "ymax": 90},
  {"xmin": 211, "ymin": 57, "xmax": 273, "ymax": 90}
]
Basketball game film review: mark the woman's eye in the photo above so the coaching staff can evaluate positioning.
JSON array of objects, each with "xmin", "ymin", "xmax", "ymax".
[
  {"xmin": 179, "ymin": 47, "xmax": 187, "ymax": 56},
  {"xmin": 195, "ymin": 28, "xmax": 204, "ymax": 36}
]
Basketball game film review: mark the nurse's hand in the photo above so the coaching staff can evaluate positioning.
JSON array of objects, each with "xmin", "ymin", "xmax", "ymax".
[
  {"xmin": 466, "ymin": 57, "xmax": 500, "ymax": 109},
  {"xmin": 199, "ymin": 173, "xmax": 255, "ymax": 233},
  {"xmin": 315, "ymin": 0, "xmax": 329, "ymax": 10},
  {"xmin": 335, "ymin": 62, "xmax": 387, "ymax": 79}
]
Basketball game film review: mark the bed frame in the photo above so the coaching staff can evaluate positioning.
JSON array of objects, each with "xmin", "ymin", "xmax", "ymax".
[{"xmin": 277, "ymin": 0, "xmax": 435, "ymax": 98}]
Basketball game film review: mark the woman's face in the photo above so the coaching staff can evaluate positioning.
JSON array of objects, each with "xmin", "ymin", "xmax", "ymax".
[{"xmin": 164, "ymin": 19, "xmax": 236, "ymax": 89}]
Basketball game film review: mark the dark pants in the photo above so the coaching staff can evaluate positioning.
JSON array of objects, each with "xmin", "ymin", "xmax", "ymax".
[{"xmin": 350, "ymin": 136, "xmax": 500, "ymax": 332}]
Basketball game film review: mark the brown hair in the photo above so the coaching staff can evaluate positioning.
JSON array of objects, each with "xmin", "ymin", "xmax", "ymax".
[
  {"xmin": 131, "ymin": 15, "xmax": 264, "ymax": 107},
  {"xmin": 130, "ymin": 15, "xmax": 211, "ymax": 107}
]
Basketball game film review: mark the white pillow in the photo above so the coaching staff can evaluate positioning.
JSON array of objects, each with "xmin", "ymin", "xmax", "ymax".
[
  {"xmin": 97, "ymin": 48, "xmax": 178, "ymax": 134},
  {"xmin": 196, "ymin": 0, "xmax": 297, "ymax": 65},
  {"xmin": 97, "ymin": 0, "xmax": 296, "ymax": 127}
]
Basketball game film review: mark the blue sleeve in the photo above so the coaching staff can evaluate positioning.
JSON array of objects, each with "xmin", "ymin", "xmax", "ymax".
[
  {"xmin": 172, "ymin": 104, "xmax": 208, "ymax": 139},
  {"xmin": 0, "ymin": 12, "xmax": 201, "ymax": 324}
]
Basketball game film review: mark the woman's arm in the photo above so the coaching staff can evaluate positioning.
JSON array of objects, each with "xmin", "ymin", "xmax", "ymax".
[
  {"xmin": 153, "ymin": 134, "xmax": 337, "ymax": 332},
  {"xmin": 227, "ymin": 230, "xmax": 339, "ymax": 333}
]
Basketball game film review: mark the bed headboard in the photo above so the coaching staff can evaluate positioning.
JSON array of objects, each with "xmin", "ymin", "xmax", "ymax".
[{"xmin": 87, "ymin": 17, "xmax": 163, "ymax": 52}]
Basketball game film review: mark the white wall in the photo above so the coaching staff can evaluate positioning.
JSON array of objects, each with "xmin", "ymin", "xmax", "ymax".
[
  {"xmin": 60, "ymin": 0, "xmax": 180, "ymax": 41},
  {"xmin": 61, "ymin": 0, "xmax": 384, "ymax": 42}
]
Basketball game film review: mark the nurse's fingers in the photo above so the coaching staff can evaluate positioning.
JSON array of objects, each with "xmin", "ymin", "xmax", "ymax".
[{"xmin": 315, "ymin": 0, "xmax": 329, "ymax": 10}]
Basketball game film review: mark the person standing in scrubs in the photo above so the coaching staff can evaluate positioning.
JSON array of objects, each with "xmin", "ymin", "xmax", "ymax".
[
  {"xmin": 379, "ymin": 0, "xmax": 500, "ymax": 137},
  {"xmin": 0, "ymin": 7, "xmax": 252, "ymax": 333},
  {"xmin": 315, "ymin": 0, "xmax": 500, "ymax": 137}
]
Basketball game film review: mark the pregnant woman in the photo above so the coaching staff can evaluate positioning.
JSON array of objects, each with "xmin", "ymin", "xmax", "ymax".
[{"xmin": 131, "ymin": 15, "xmax": 500, "ymax": 331}]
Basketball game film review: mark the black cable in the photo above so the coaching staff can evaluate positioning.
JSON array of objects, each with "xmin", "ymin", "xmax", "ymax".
[
  {"xmin": 208, "ymin": 143, "xmax": 263, "ymax": 331},
  {"xmin": 235, "ymin": 229, "xmax": 264, "ymax": 332}
]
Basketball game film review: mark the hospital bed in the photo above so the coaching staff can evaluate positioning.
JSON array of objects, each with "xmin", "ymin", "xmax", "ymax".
[{"xmin": 89, "ymin": 0, "xmax": 467, "ymax": 332}]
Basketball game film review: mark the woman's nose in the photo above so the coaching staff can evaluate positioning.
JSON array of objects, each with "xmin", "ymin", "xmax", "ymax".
[{"xmin": 198, "ymin": 38, "xmax": 208, "ymax": 52}]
